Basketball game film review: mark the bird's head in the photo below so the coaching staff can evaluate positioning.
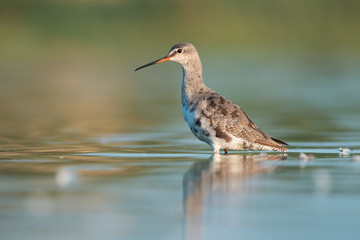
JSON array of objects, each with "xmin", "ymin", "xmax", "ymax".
[{"xmin": 135, "ymin": 43, "xmax": 200, "ymax": 71}]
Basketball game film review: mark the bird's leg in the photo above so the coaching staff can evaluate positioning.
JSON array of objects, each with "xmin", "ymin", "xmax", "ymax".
[
  {"xmin": 224, "ymin": 149, "xmax": 228, "ymax": 155},
  {"xmin": 213, "ymin": 147, "xmax": 220, "ymax": 154}
]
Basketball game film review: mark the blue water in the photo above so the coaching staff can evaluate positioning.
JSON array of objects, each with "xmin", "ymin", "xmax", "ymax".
[{"xmin": 1, "ymin": 122, "xmax": 360, "ymax": 240}]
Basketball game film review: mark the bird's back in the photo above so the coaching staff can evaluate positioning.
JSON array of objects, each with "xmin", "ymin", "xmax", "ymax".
[{"xmin": 184, "ymin": 90, "xmax": 288, "ymax": 152}]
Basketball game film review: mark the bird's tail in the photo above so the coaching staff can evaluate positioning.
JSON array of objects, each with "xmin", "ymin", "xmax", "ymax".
[{"xmin": 271, "ymin": 137, "xmax": 288, "ymax": 146}]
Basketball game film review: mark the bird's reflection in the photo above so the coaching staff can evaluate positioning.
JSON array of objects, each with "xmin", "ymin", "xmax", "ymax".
[{"xmin": 183, "ymin": 153, "xmax": 287, "ymax": 240}]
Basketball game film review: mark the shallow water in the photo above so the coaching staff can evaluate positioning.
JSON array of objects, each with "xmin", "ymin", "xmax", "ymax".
[{"xmin": 1, "ymin": 119, "xmax": 360, "ymax": 240}]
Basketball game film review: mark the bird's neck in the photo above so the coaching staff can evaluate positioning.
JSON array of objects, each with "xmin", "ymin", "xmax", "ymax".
[{"xmin": 181, "ymin": 63, "xmax": 205, "ymax": 103}]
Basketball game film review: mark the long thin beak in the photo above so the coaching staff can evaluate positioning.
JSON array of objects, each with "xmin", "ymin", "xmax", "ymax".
[{"xmin": 135, "ymin": 56, "xmax": 170, "ymax": 71}]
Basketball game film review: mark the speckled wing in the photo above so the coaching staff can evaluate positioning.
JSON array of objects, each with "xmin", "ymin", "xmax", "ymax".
[{"xmin": 198, "ymin": 93, "xmax": 287, "ymax": 151}]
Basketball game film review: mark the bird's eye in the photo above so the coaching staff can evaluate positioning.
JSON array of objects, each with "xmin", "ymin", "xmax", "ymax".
[{"xmin": 177, "ymin": 49, "xmax": 182, "ymax": 53}]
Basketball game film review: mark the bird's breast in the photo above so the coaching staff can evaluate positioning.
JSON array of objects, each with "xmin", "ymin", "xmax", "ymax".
[
  {"xmin": 182, "ymin": 104, "xmax": 195, "ymax": 126},
  {"xmin": 182, "ymin": 101, "xmax": 213, "ymax": 145}
]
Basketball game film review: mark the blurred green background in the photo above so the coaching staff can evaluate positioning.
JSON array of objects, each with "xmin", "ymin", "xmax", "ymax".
[{"xmin": 1, "ymin": 0, "xmax": 360, "ymax": 141}]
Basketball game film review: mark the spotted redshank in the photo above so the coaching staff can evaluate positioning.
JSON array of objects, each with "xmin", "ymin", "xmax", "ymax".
[{"xmin": 135, "ymin": 43, "xmax": 288, "ymax": 154}]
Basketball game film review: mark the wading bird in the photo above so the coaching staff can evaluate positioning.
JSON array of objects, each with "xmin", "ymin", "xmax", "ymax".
[{"xmin": 135, "ymin": 43, "xmax": 288, "ymax": 154}]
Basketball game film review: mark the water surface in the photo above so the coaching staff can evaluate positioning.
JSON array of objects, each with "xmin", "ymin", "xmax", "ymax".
[{"xmin": 1, "ymin": 118, "xmax": 360, "ymax": 240}]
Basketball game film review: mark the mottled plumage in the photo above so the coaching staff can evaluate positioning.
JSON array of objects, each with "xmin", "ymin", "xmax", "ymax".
[{"xmin": 136, "ymin": 43, "xmax": 288, "ymax": 154}]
